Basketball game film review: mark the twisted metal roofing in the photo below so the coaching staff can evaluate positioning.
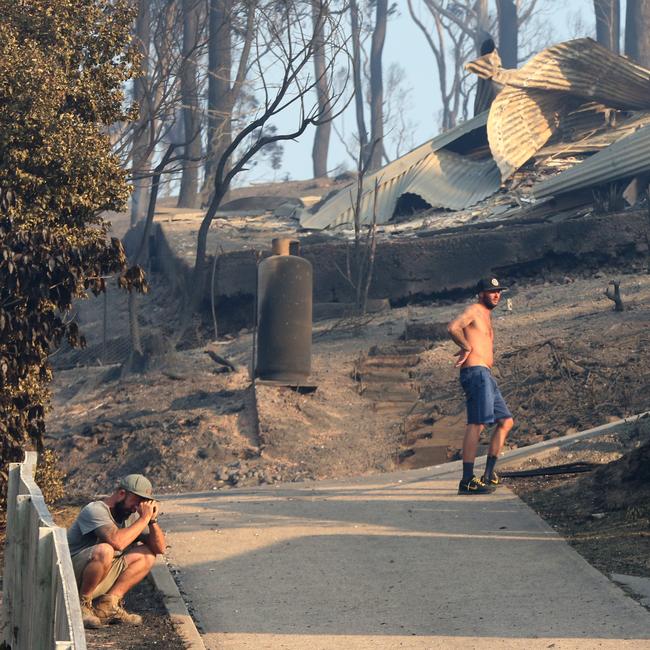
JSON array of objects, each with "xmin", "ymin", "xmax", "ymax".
[
  {"xmin": 466, "ymin": 39, "xmax": 650, "ymax": 179},
  {"xmin": 299, "ymin": 113, "xmax": 498, "ymax": 230},
  {"xmin": 532, "ymin": 123, "xmax": 650, "ymax": 199}
]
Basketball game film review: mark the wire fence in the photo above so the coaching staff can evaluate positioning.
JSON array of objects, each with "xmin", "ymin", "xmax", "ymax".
[{"xmin": 50, "ymin": 269, "xmax": 193, "ymax": 372}]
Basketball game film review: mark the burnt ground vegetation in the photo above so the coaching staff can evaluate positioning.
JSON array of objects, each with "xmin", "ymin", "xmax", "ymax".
[
  {"xmin": 4, "ymin": 262, "xmax": 649, "ymax": 647},
  {"xmin": 507, "ymin": 418, "xmax": 650, "ymax": 579}
]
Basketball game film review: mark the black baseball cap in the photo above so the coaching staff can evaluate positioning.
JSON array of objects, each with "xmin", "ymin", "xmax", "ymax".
[{"xmin": 476, "ymin": 277, "xmax": 508, "ymax": 292}]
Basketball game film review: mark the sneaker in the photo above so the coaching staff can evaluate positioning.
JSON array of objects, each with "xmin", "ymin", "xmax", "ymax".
[
  {"xmin": 481, "ymin": 471, "xmax": 500, "ymax": 488},
  {"xmin": 458, "ymin": 475, "xmax": 494, "ymax": 495},
  {"xmin": 94, "ymin": 594, "xmax": 143, "ymax": 625},
  {"xmin": 80, "ymin": 597, "xmax": 102, "ymax": 629}
]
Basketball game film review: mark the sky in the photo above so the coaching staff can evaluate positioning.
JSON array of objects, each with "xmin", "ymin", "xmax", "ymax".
[{"xmin": 241, "ymin": 0, "xmax": 600, "ymax": 185}]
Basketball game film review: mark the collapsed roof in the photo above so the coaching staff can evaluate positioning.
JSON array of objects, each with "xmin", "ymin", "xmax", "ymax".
[
  {"xmin": 467, "ymin": 38, "xmax": 650, "ymax": 180},
  {"xmin": 301, "ymin": 38, "xmax": 650, "ymax": 232},
  {"xmin": 298, "ymin": 112, "xmax": 498, "ymax": 230}
]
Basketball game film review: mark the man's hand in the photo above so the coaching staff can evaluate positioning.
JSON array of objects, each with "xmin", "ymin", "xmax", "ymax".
[
  {"xmin": 136, "ymin": 500, "xmax": 156, "ymax": 522},
  {"xmin": 454, "ymin": 347, "xmax": 471, "ymax": 368}
]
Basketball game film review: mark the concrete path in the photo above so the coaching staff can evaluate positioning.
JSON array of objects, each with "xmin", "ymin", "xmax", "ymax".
[{"xmin": 161, "ymin": 471, "xmax": 650, "ymax": 650}]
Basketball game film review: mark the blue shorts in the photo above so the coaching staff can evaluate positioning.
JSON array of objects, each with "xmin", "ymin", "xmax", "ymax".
[{"xmin": 460, "ymin": 366, "xmax": 512, "ymax": 425}]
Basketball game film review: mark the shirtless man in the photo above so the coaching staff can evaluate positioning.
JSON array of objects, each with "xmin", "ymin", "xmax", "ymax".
[{"xmin": 447, "ymin": 277, "xmax": 514, "ymax": 494}]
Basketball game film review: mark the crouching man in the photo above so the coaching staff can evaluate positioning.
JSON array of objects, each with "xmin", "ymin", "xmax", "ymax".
[{"xmin": 66, "ymin": 474, "xmax": 165, "ymax": 629}]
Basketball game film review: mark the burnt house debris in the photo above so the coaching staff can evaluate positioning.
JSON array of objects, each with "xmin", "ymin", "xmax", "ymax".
[
  {"xmin": 300, "ymin": 38, "xmax": 650, "ymax": 232},
  {"xmin": 133, "ymin": 39, "xmax": 650, "ymax": 334}
]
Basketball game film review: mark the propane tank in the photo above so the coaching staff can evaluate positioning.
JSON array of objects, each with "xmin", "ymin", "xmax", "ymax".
[{"xmin": 255, "ymin": 238, "xmax": 312, "ymax": 384}]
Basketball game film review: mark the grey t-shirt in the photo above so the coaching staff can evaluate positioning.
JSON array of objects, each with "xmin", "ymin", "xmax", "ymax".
[{"xmin": 67, "ymin": 501, "xmax": 122, "ymax": 556}]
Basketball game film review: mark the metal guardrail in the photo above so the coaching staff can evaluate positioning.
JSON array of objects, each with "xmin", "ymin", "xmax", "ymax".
[{"xmin": 1, "ymin": 452, "xmax": 86, "ymax": 649}]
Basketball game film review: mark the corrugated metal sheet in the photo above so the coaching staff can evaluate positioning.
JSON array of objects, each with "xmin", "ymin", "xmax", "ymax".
[
  {"xmin": 486, "ymin": 88, "xmax": 579, "ymax": 178},
  {"xmin": 532, "ymin": 123, "xmax": 650, "ymax": 199},
  {"xmin": 536, "ymin": 110, "xmax": 650, "ymax": 157},
  {"xmin": 299, "ymin": 113, "xmax": 497, "ymax": 230},
  {"xmin": 466, "ymin": 39, "xmax": 650, "ymax": 179},
  {"xmin": 468, "ymin": 38, "xmax": 650, "ymax": 107}
]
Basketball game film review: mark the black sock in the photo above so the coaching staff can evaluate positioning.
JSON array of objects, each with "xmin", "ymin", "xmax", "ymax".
[
  {"xmin": 462, "ymin": 462, "xmax": 474, "ymax": 481},
  {"xmin": 485, "ymin": 455, "xmax": 497, "ymax": 480}
]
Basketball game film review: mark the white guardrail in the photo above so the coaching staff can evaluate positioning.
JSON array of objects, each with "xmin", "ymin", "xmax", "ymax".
[{"xmin": 2, "ymin": 452, "xmax": 86, "ymax": 649}]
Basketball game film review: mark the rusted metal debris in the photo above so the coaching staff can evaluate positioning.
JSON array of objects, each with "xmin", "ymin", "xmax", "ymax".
[
  {"xmin": 533, "ymin": 121, "xmax": 650, "ymax": 200},
  {"xmin": 301, "ymin": 38, "xmax": 650, "ymax": 233},
  {"xmin": 466, "ymin": 38, "xmax": 650, "ymax": 179}
]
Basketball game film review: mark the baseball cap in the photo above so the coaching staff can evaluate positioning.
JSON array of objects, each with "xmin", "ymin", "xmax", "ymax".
[
  {"xmin": 119, "ymin": 474, "xmax": 154, "ymax": 499},
  {"xmin": 476, "ymin": 277, "xmax": 508, "ymax": 292}
]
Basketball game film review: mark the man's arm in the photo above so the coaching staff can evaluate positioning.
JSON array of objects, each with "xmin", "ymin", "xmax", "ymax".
[
  {"xmin": 447, "ymin": 305, "xmax": 477, "ymax": 367},
  {"xmin": 95, "ymin": 501, "xmax": 156, "ymax": 552}
]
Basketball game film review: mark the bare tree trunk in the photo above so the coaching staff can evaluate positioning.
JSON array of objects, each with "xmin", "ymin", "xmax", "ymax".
[
  {"xmin": 368, "ymin": 0, "xmax": 387, "ymax": 170},
  {"xmin": 178, "ymin": 0, "xmax": 202, "ymax": 209},
  {"xmin": 474, "ymin": 0, "xmax": 491, "ymax": 54},
  {"xmin": 130, "ymin": 0, "xmax": 151, "ymax": 227},
  {"xmin": 594, "ymin": 0, "xmax": 620, "ymax": 53},
  {"xmin": 204, "ymin": 0, "xmax": 232, "ymax": 194},
  {"xmin": 350, "ymin": 0, "xmax": 369, "ymax": 166},
  {"xmin": 474, "ymin": 38, "xmax": 498, "ymax": 115},
  {"xmin": 126, "ymin": 144, "xmax": 178, "ymax": 374},
  {"xmin": 625, "ymin": 0, "xmax": 650, "ymax": 66},
  {"xmin": 311, "ymin": 0, "xmax": 332, "ymax": 178},
  {"xmin": 496, "ymin": 0, "xmax": 517, "ymax": 68}
]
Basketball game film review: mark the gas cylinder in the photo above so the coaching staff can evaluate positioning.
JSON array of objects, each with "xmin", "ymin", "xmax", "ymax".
[{"xmin": 255, "ymin": 238, "xmax": 312, "ymax": 384}]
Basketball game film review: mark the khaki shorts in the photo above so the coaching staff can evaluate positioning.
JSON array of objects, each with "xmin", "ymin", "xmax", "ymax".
[{"xmin": 71, "ymin": 546, "xmax": 128, "ymax": 599}]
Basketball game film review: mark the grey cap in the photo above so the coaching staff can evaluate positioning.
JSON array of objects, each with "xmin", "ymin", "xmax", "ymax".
[{"xmin": 119, "ymin": 474, "xmax": 154, "ymax": 499}]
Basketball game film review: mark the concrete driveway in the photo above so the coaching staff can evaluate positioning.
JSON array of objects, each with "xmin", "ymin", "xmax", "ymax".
[{"xmin": 160, "ymin": 471, "xmax": 650, "ymax": 649}]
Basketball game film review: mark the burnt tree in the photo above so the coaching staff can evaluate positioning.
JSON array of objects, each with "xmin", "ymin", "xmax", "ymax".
[
  {"xmin": 368, "ymin": 0, "xmax": 388, "ymax": 170},
  {"xmin": 178, "ymin": 0, "xmax": 203, "ymax": 208},
  {"xmin": 625, "ymin": 0, "xmax": 650, "ymax": 66},
  {"xmin": 184, "ymin": 1, "xmax": 351, "ymax": 327},
  {"xmin": 496, "ymin": 0, "xmax": 517, "ymax": 68},
  {"xmin": 349, "ymin": 0, "xmax": 370, "ymax": 166},
  {"xmin": 131, "ymin": 0, "xmax": 152, "ymax": 226},
  {"xmin": 204, "ymin": 0, "xmax": 255, "ymax": 199},
  {"xmin": 311, "ymin": 0, "xmax": 333, "ymax": 177},
  {"xmin": 594, "ymin": 0, "xmax": 620, "ymax": 53}
]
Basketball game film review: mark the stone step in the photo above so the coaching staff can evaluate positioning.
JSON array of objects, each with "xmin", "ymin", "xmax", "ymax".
[
  {"xmin": 353, "ymin": 368, "xmax": 412, "ymax": 383},
  {"xmin": 369, "ymin": 343, "xmax": 429, "ymax": 356},
  {"xmin": 372, "ymin": 403, "xmax": 414, "ymax": 416},
  {"xmin": 362, "ymin": 384, "xmax": 419, "ymax": 399},
  {"xmin": 361, "ymin": 354, "xmax": 420, "ymax": 368}
]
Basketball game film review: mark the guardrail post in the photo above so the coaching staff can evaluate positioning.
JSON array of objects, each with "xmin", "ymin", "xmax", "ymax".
[
  {"xmin": 33, "ymin": 527, "xmax": 56, "ymax": 649},
  {"xmin": 52, "ymin": 527, "xmax": 86, "ymax": 648},
  {"xmin": 1, "ymin": 463, "xmax": 21, "ymax": 645},
  {"xmin": 10, "ymin": 494, "xmax": 31, "ymax": 649}
]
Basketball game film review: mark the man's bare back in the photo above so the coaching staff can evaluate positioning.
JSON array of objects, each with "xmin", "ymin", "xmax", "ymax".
[{"xmin": 447, "ymin": 290, "xmax": 501, "ymax": 368}]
